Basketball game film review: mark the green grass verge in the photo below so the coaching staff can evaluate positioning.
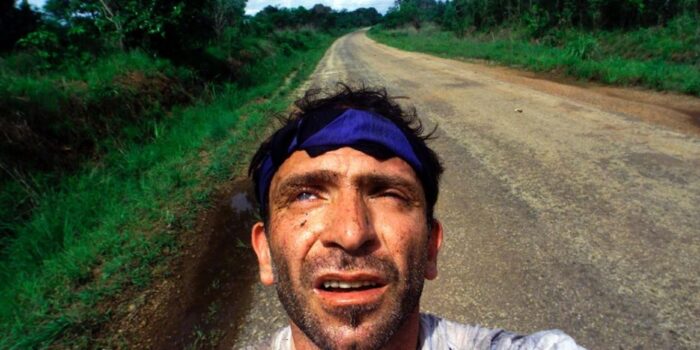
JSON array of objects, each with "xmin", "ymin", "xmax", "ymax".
[
  {"xmin": 368, "ymin": 22, "xmax": 700, "ymax": 96},
  {"xmin": 0, "ymin": 31, "xmax": 337, "ymax": 348}
]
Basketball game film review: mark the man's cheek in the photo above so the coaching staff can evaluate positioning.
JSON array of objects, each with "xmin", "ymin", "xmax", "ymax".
[{"xmin": 271, "ymin": 246, "xmax": 303, "ymax": 285}]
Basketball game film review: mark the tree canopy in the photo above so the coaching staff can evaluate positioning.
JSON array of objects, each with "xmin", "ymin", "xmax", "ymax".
[{"xmin": 385, "ymin": 0, "xmax": 699, "ymax": 36}]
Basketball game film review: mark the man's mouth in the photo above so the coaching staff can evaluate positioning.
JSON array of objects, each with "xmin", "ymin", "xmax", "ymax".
[
  {"xmin": 320, "ymin": 280, "xmax": 380, "ymax": 292},
  {"xmin": 313, "ymin": 274, "xmax": 388, "ymax": 307}
]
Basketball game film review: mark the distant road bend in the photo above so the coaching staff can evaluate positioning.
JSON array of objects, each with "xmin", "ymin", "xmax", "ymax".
[{"xmin": 234, "ymin": 29, "xmax": 700, "ymax": 349}]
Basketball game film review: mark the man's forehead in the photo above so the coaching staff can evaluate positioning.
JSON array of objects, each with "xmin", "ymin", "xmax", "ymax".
[{"xmin": 271, "ymin": 147, "xmax": 421, "ymax": 188}]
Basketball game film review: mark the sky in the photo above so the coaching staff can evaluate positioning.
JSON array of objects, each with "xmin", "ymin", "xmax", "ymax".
[
  {"xmin": 25, "ymin": 0, "xmax": 396, "ymax": 15},
  {"xmin": 26, "ymin": 0, "xmax": 46, "ymax": 10}
]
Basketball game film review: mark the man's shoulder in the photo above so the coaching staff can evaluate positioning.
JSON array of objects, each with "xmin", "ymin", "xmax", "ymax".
[{"xmin": 419, "ymin": 313, "xmax": 585, "ymax": 350}]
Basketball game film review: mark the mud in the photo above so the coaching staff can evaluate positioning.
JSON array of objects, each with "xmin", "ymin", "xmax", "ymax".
[{"xmin": 108, "ymin": 178, "xmax": 260, "ymax": 349}]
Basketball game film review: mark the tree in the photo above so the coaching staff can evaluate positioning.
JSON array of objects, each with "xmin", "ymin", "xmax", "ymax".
[
  {"xmin": 0, "ymin": 0, "xmax": 41, "ymax": 52},
  {"xmin": 310, "ymin": 3, "xmax": 335, "ymax": 29},
  {"xmin": 41, "ymin": 0, "xmax": 231, "ymax": 56},
  {"xmin": 210, "ymin": 0, "xmax": 246, "ymax": 38}
]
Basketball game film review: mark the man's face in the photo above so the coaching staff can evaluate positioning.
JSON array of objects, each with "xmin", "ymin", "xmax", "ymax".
[{"xmin": 252, "ymin": 147, "xmax": 442, "ymax": 350}]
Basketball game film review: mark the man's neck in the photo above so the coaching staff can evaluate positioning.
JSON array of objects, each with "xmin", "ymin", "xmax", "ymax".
[{"xmin": 289, "ymin": 311, "xmax": 422, "ymax": 350}]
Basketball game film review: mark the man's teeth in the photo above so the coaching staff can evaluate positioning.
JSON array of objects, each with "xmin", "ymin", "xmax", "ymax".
[{"xmin": 323, "ymin": 281, "xmax": 378, "ymax": 289}]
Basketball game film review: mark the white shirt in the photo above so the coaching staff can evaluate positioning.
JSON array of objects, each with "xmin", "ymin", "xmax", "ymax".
[{"xmin": 247, "ymin": 313, "xmax": 585, "ymax": 350}]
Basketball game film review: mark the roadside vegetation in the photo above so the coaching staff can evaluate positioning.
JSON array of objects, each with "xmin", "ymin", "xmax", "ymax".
[
  {"xmin": 369, "ymin": 0, "xmax": 700, "ymax": 95},
  {"xmin": 0, "ymin": 0, "xmax": 380, "ymax": 347}
]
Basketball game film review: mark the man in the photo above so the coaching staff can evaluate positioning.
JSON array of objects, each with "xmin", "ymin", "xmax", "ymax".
[{"xmin": 247, "ymin": 85, "xmax": 583, "ymax": 350}]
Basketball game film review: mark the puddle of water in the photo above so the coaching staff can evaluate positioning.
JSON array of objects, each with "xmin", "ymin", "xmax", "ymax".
[{"xmin": 230, "ymin": 192, "xmax": 255, "ymax": 214}]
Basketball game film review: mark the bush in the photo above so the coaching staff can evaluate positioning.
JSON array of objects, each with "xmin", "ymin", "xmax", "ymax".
[
  {"xmin": 368, "ymin": 23, "xmax": 700, "ymax": 96},
  {"xmin": 564, "ymin": 32, "xmax": 600, "ymax": 60},
  {"xmin": 16, "ymin": 28, "xmax": 62, "ymax": 70},
  {"xmin": 0, "ymin": 51, "xmax": 196, "ymax": 176},
  {"xmin": 596, "ymin": 15, "xmax": 699, "ymax": 64},
  {"xmin": 523, "ymin": 5, "xmax": 552, "ymax": 38}
]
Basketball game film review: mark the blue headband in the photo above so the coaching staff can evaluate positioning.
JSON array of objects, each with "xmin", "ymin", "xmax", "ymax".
[{"xmin": 256, "ymin": 109, "xmax": 424, "ymax": 210}]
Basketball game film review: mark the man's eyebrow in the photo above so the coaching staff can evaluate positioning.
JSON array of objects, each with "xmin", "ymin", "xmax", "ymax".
[
  {"xmin": 274, "ymin": 170, "xmax": 340, "ymax": 193},
  {"xmin": 356, "ymin": 173, "xmax": 423, "ymax": 199}
]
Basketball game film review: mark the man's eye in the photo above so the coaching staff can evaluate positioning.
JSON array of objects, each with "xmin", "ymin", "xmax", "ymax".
[
  {"xmin": 380, "ymin": 191, "xmax": 408, "ymax": 201},
  {"xmin": 295, "ymin": 191, "xmax": 318, "ymax": 201}
]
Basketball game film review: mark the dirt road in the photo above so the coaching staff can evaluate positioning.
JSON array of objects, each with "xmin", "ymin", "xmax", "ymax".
[{"xmin": 226, "ymin": 29, "xmax": 700, "ymax": 349}]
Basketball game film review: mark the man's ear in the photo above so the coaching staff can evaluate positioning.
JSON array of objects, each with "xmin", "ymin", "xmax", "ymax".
[
  {"xmin": 251, "ymin": 222, "xmax": 275, "ymax": 286},
  {"xmin": 424, "ymin": 219, "xmax": 443, "ymax": 280}
]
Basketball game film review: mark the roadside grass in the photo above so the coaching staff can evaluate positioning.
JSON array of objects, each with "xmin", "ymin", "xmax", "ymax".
[
  {"xmin": 0, "ymin": 50, "xmax": 196, "ymax": 163},
  {"xmin": 368, "ymin": 18, "xmax": 700, "ymax": 96},
  {"xmin": 0, "ymin": 31, "xmax": 336, "ymax": 348},
  {"xmin": 0, "ymin": 50, "xmax": 197, "ymax": 241}
]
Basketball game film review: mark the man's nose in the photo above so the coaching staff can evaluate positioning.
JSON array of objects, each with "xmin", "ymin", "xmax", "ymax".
[{"xmin": 321, "ymin": 191, "xmax": 376, "ymax": 253}]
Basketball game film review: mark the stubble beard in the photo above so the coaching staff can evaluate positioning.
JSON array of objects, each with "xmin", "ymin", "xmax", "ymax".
[{"xmin": 271, "ymin": 248, "xmax": 427, "ymax": 350}]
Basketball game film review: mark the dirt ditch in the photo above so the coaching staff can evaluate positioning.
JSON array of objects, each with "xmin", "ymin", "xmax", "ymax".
[{"xmin": 106, "ymin": 178, "xmax": 261, "ymax": 349}]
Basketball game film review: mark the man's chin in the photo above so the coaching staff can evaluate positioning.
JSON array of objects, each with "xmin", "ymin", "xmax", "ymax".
[
  {"xmin": 320, "ymin": 300, "xmax": 380, "ymax": 321},
  {"xmin": 300, "ymin": 304, "xmax": 405, "ymax": 350},
  {"xmin": 302, "ymin": 321, "xmax": 397, "ymax": 350},
  {"xmin": 327, "ymin": 332, "xmax": 383, "ymax": 350}
]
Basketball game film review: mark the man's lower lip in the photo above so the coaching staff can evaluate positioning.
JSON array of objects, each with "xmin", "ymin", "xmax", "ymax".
[{"xmin": 314, "ymin": 286, "xmax": 387, "ymax": 307}]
